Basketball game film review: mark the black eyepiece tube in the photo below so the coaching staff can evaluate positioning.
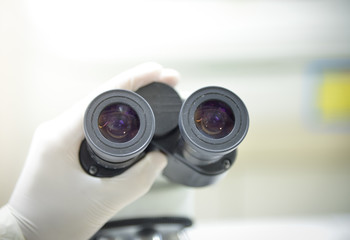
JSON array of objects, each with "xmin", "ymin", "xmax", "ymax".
[
  {"xmin": 156, "ymin": 86, "xmax": 249, "ymax": 187},
  {"xmin": 179, "ymin": 86, "xmax": 249, "ymax": 164},
  {"xmin": 79, "ymin": 90, "xmax": 155, "ymax": 177}
]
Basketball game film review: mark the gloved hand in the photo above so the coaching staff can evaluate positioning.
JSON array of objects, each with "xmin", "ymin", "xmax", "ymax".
[{"xmin": 1, "ymin": 62, "xmax": 179, "ymax": 240}]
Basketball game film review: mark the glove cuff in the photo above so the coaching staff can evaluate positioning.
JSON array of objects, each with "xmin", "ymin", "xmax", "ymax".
[{"xmin": 0, "ymin": 204, "xmax": 26, "ymax": 240}]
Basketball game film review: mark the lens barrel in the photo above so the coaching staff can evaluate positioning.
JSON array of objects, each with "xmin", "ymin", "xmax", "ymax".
[
  {"xmin": 80, "ymin": 90, "xmax": 155, "ymax": 176},
  {"xmin": 179, "ymin": 86, "xmax": 249, "ymax": 164},
  {"xmin": 154, "ymin": 86, "xmax": 249, "ymax": 187}
]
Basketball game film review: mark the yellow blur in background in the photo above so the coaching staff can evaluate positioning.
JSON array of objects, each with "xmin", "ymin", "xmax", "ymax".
[
  {"xmin": 1, "ymin": 0, "xmax": 350, "ymax": 239},
  {"xmin": 318, "ymin": 71, "xmax": 350, "ymax": 122}
]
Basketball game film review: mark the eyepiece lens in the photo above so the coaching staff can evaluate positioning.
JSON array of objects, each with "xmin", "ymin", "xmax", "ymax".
[
  {"xmin": 98, "ymin": 103, "xmax": 140, "ymax": 143},
  {"xmin": 194, "ymin": 100, "xmax": 235, "ymax": 139}
]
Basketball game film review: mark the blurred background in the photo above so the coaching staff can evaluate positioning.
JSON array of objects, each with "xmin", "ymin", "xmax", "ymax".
[{"xmin": 1, "ymin": 0, "xmax": 350, "ymax": 239}]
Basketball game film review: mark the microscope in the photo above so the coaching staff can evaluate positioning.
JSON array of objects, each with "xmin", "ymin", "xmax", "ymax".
[{"xmin": 79, "ymin": 82, "xmax": 249, "ymax": 239}]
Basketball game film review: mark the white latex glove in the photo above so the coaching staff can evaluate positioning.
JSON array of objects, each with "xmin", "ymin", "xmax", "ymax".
[{"xmin": 1, "ymin": 62, "xmax": 179, "ymax": 240}]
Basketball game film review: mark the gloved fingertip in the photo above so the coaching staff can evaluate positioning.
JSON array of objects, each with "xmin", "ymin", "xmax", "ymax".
[
  {"xmin": 145, "ymin": 151, "xmax": 168, "ymax": 171},
  {"xmin": 159, "ymin": 68, "xmax": 180, "ymax": 87},
  {"xmin": 117, "ymin": 151, "xmax": 168, "ymax": 180}
]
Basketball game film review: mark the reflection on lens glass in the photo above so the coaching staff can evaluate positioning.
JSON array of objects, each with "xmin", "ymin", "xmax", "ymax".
[
  {"xmin": 194, "ymin": 100, "xmax": 235, "ymax": 139},
  {"xmin": 98, "ymin": 103, "xmax": 140, "ymax": 143}
]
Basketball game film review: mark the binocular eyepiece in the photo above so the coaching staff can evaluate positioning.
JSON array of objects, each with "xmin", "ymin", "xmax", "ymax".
[{"xmin": 79, "ymin": 82, "xmax": 249, "ymax": 187}]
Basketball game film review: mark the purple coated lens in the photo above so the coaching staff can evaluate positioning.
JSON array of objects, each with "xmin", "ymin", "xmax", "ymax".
[
  {"xmin": 98, "ymin": 103, "xmax": 140, "ymax": 143},
  {"xmin": 194, "ymin": 100, "xmax": 235, "ymax": 139}
]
